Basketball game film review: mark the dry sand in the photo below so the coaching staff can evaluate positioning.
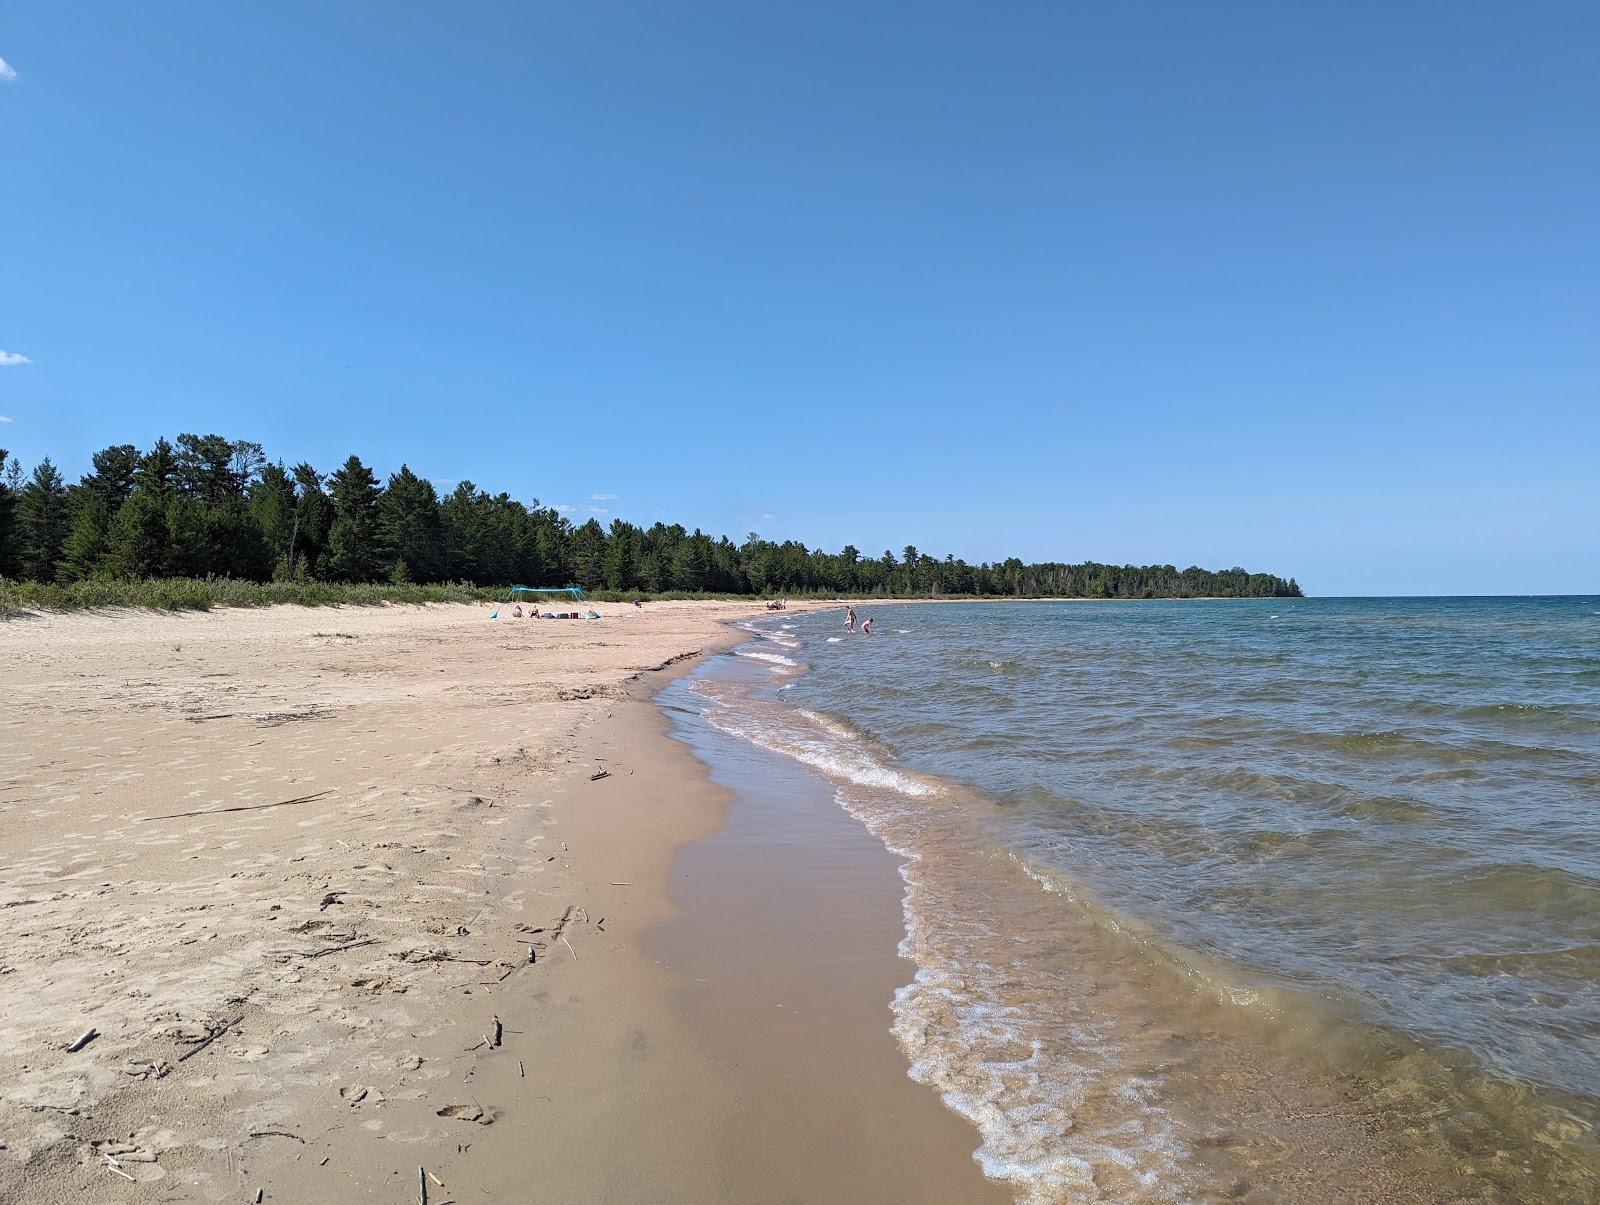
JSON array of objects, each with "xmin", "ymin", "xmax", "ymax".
[{"xmin": 0, "ymin": 599, "xmax": 998, "ymax": 1203}]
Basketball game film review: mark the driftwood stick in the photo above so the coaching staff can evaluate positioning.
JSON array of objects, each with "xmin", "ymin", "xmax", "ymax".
[
  {"xmin": 247, "ymin": 1130, "xmax": 304, "ymax": 1143},
  {"xmin": 65, "ymin": 1027, "xmax": 99, "ymax": 1053},
  {"xmin": 559, "ymin": 934, "xmax": 577, "ymax": 962},
  {"xmin": 306, "ymin": 938, "xmax": 377, "ymax": 959},
  {"xmin": 491, "ymin": 1016, "xmax": 502, "ymax": 1047},
  {"xmin": 141, "ymin": 790, "xmax": 333, "ymax": 823},
  {"xmin": 419, "ymin": 1164, "xmax": 428, "ymax": 1205},
  {"xmin": 177, "ymin": 1015, "xmax": 244, "ymax": 1063}
]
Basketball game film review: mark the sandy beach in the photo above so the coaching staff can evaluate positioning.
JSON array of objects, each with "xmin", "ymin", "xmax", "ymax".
[{"xmin": 0, "ymin": 598, "xmax": 1002, "ymax": 1203}]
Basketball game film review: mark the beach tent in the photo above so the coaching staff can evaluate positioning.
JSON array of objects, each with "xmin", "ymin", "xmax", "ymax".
[
  {"xmin": 506, "ymin": 586, "xmax": 587, "ymax": 602},
  {"xmin": 497, "ymin": 585, "xmax": 597, "ymax": 621}
]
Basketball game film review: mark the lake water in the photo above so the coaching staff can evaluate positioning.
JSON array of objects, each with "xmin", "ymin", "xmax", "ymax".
[{"xmin": 667, "ymin": 598, "xmax": 1600, "ymax": 1201}]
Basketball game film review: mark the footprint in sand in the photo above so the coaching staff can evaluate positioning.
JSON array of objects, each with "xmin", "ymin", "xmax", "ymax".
[{"xmin": 436, "ymin": 1103, "xmax": 493, "ymax": 1124}]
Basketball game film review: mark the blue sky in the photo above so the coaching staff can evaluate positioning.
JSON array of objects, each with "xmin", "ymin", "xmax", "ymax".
[{"xmin": 1, "ymin": 2, "xmax": 1595, "ymax": 595}]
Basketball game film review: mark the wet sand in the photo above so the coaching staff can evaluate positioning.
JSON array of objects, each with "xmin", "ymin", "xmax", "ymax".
[
  {"xmin": 653, "ymin": 672, "xmax": 1009, "ymax": 1202},
  {"xmin": 0, "ymin": 599, "xmax": 992, "ymax": 1202}
]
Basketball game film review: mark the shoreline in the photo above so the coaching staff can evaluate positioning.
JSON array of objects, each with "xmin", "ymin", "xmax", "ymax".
[{"xmin": 649, "ymin": 634, "xmax": 1010, "ymax": 1202}]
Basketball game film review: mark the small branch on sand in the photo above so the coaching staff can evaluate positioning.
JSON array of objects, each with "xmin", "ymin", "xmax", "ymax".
[
  {"xmin": 419, "ymin": 1165, "xmax": 428, "ymax": 1205},
  {"xmin": 398, "ymin": 949, "xmax": 490, "ymax": 966},
  {"xmin": 305, "ymin": 938, "xmax": 377, "ymax": 959},
  {"xmin": 559, "ymin": 935, "xmax": 577, "ymax": 962},
  {"xmin": 247, "ymin": 1130, "xmax": 304, "ymax": 1143},
  {"xmin": 519, "ymin": 1059, "xmax": 525, "ymax": 1077},
  {"xmin": 609, "ymin": 881, "xmax": 631, "ymax": 886},
  {"xmin": 105, "ymin": 1160, "xmax": 135, "ymax": 1182},
  {"xmin": 140, "ymin": 790, "xmax": 333, "ymax": 822},
  {"xmin": 65, "ymin": 1027, "xmax": 99, "ymax": 1053},
  {"xmin": 426, "ymin": 1169, "xmax": 445, "ymax": 1188},
  {"xmin": 589, "ymin": 769, "xmax": 610, "ymax": 781},
  {"xmin": 491, "ymin": 1016, "xmax": 502, "ymax": 1048},
  {"xmin": 177, "ymin": 1015, "xmax": 244, "ymax": 1063}
]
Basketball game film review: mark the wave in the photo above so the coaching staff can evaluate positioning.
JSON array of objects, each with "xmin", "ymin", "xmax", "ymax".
[
  {"xmin": 696, "ymin": 691, "xmax": 937, "ymax": 799},
  {"xmin": 735, "ymin": 650, "xmax": 798, "ymax": 668}
]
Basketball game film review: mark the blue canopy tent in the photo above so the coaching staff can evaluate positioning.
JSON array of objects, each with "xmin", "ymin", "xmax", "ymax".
[
  {"xmin": 507, "ymin": 586, "xmax": 587, "ymax": 602},
  {"xmin": 494, "ymin": 585, "xmax": 595, "ymax": 621}
]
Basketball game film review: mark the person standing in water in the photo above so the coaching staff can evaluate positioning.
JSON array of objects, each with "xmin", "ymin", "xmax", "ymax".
[
  {"xmin": 845, "ymin": 605, "xmax": 856, "ymax": 632},
  {"xmin": 861, "ymin": 616, "xmax": 875, "ymax": 636}
]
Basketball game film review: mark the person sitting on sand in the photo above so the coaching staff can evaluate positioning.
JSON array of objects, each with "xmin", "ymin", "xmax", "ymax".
[
  {"xmin": 861, "ymin": 616, "xmax": 875, "ymax": 636},
  {"xmin": 512, "ymin": 604, "xmax": 523, "ymax": 618},
  {"xmin": 845, "ymin": 605, "xmax": 856, "ymax": 632}
]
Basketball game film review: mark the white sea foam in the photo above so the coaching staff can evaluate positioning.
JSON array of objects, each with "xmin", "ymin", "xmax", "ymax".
[
  {"xmin": 751, "ymin": 628, "xmax": 801, "ymax": 650},
  {"xmin": 735, "ymin": 650, "xmax": 798, "ymax": 667},
  {"xmin": 826, "ymin": 636, "xmax": 843, "ymax": 643},
  {"xmin": 701, "ymin": 700, "xmax": 936, "ymax": 799}
]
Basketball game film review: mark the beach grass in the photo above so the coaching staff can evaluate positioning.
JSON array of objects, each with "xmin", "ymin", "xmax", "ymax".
[{"xmin": 0, "ymin": 577, "xmax": 505, "ymax": 617}]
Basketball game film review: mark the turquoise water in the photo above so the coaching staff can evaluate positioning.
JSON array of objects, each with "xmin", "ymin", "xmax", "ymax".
[{"xmin": 683, "ymin": 597, "xmax": 1600, "ymax": 1200}]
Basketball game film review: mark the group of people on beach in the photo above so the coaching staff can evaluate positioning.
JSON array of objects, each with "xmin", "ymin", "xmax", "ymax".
[{"xmin": 844, "ymin": 605, "xmax": 874, "ymax": 636}]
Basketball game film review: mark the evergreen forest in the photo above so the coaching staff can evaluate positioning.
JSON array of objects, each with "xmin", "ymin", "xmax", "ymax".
[{"xmin": 0, "ymin": 436, "xmax": 1303, "ymax": 600}]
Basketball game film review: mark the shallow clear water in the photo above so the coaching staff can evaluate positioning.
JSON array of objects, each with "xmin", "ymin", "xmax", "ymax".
[{"xmin": 675, "ymin": 599, "xmax": 1600, "ymax": 1200}]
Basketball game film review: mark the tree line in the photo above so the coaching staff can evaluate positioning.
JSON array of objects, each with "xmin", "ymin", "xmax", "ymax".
[{"xmin": 0, "ymin": 436, "xmax": 1303, "ymax": 599}]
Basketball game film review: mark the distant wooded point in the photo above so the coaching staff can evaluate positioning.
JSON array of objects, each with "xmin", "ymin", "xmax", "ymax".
[{"xmin": 0, "ymin": 436, "xmax": 1303, "ymax": 599}]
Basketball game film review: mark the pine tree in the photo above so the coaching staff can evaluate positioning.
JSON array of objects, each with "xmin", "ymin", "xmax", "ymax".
[
  {"xmin": 137, "ymin": 438, "xmax": 178, "ymax": 500},
  {"xmin": 164, "ymin": 497, "xmax": 209, "ymax": 576},
  {"xmin": 378, "ymin": 465, "xmax": 442, "ymax": 582},
  {"xmin": 18, "ymin": 459, "xmax": 70, "ymax": 582},
  {"xmin": 602, "ymin": 520, "xmax": 638, "ymax": 591},
  {"xmin": 57, "ymin": 493, "xmax": 113, "ymax": 581},
  {"xmin": 104, "ymin": 490, "xmax": 170, "ymax": 579},
  {"xmin": 569, "ymin": 519, "xmax": 607, "ymax": 590},
  {"xmin": 81, "ymin": 444, "xmax": 142, "ymax": 511},
  {"xmin": 323, "ymin": 455, "xmax": 385, "ymax": 581},
  {"xmin": 248, "ymin": 463, "xmax": 299, "ymax": 576},
  {"xmin": 290, "ymin": 463, "xmax": 333, "ymax": 578},
  {"xmin": 175, "ymin": 433, "xmax": 250, "ymax": 504}
]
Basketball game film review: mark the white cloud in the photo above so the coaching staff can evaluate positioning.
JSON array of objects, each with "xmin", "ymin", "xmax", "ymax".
[
  {"xmin": 759, "ymin": 512, "xmax": 776, "ymax": 521},
  {"xmin": 586, "ymin": 505, "xmax": 609, "ymax": 515},
  {"xmin": 0, "ymin": 415, "xmax": 12, "ymax": 424},
  {"xmin": 0, "ymin": 57, "xmax": 16, "ymax": 84},
  {"xmin": 554, "ymin": 504, "xmax": 575, "ymax": 514},
  {"xmin": 589, "ymin": 492, "xmax": 618, "ymax": 501},
  {"xmin": 0, "ymin": 350, "xmax": 31, "ymax": 366}
]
